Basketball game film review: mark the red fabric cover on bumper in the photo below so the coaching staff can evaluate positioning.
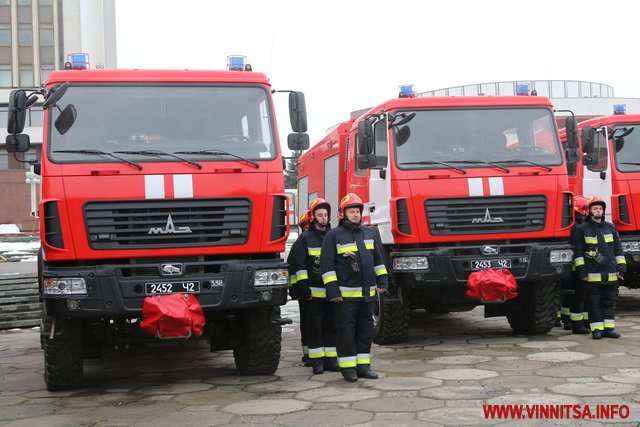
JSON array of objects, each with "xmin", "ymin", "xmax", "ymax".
[
  {"xmin": 139, "ymin": 293, "xmax": 205, "ymax": 338},
  {"xmin": 466, "ymin": 268, "xmax": 518, "ymax": 303}
]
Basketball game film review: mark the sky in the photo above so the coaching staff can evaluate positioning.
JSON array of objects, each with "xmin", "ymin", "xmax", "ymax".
[{"xmin": 115, "ymin": 0, "xmax": 640, "ymax": 146}]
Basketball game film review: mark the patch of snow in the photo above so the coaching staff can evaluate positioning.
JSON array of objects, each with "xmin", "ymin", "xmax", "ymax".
[{"xmin": 0, "ymin": 224, "xmax": 21, "ymax": 234}]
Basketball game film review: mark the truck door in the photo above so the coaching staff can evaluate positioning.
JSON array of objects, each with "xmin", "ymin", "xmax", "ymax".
[
  {"xmin": 583, "ymin": 126, "xmax": 613, "ymax": 221},
  {"xmin": 369, "ymin": 116, "xmax": 394, "ymax": 244}
]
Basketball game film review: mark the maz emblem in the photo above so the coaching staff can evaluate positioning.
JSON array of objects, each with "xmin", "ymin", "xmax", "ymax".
[
  {"xmin": 472, "ymin": 208, "xmax": 504, "ymax": 224},
  {"xmin": 161, "ymin": 263, "xmax": 183, "ymax": 276},
  {"xmin": 481, "ymin": 245, "xmax": 499, "ymax": 256},
  {"xmin": 148, "ymin": 215, "xmax": 193, "ymax": 234}
]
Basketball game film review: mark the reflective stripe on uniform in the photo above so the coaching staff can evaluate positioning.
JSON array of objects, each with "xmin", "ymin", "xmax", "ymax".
[
  {"xmin": 570, "ymin": 312, "xmax": 584, "ymax": 321},
  {"xmin": 608, "ymin": 273, "xmax": 618, "ymax": 282},
  {"xmin": 302, "ymin": 345, "xmax": 309, "ymax": 355},
  {"xmin": 356, "ymin": 353, "xmax": 371, "ymax": 365},
  {"xmin": 308, "ymin": 247, "xmax": 321, "ymax": 256},
  {"xmin": 310, "ymin": 287, "xmax": 327, "ymax": 298},
  {"xmin": 338, "ymin": 356, "xmax": 357, "ymax": 368},
  {"xmin": 364, "ymin": 239, "xmax": 375, "ymax": 250},
  {"xmin": 587, "ymin": 273, "xmax": 602, "ymax": 282},
  {"xmin": 374, "ymin": 264, "xmax": 388, "ymax": 276},
  {"xmin": 604, "ymin": 319, "xmax": 615, "ymax": 329},
  {"xmin": 325, "ymin": 347, "xmax": 337, "ymax": 358},
  {"xmin": 337, "ymin": 242, "xmax": 358, "ymax": 254},
  {"xmin": 296, "ymin": 269, "xmax": 309, "ymax": 281},
  {"xmin": 584, "ymin": 236, "xmax": 598, "ymax": 244},
  {"xmin": 308, "ymin": 347, "xmax": 325, "ymax": 358},
  {"xmin": 339, "ymin": 286, "xmax": 376, "ymax": 298},
  {"xmin": 590, "ymin": 321, "xmax": 604, "ymax": 331},
  {"xmin": 322, "ymin": 271, "xmax": 337, "ymax": 284},
  {"xmin": 603, "ymin": 234, "xmax": 614, "ymax": 243},
  {"xmin": 560, "ymin": 307, "xmax": 570, "ymax": 316},
  {"xmin": 574, "ymin": 257, "xmax": 585, "ymax": 267},
  {"xmin": 616, "ymin": 256, "xmax": 627, "ymax": 265},
  {"xmin": 289, "ymin": 276, "xmax": 298, "ymax": 285}
]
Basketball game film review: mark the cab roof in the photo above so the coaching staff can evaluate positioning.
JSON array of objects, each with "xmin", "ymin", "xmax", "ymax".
[{"xmin": 367, "ymin": 96, "xmax": 554, "ymax": 114}]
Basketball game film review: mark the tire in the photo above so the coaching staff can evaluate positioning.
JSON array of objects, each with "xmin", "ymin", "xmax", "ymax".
[
  {"xmin": 233, "ymin": 306, "xmax": 282, "ymax": 375},
  {"xmin": 373, "ymin": 289, "xmax": 410, "ymax": 345},
  {"xmin": 42, "ymin": 317, "xmax": 84, "ymax": 390},
  {"xmin": 506, "ymin": 279, "xmax": 558, "ymax": 335}
]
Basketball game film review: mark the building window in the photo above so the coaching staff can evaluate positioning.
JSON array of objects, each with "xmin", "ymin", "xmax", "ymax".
[
  {"xmin": 551, "ymin": 81, "xmax": 565, "ymax": 98},
  {"xmin": 480, "ymin": 83, "xmax": 496, "ymax": 96},
  {"xmin": 40, "ymin": 67, "xmax": 53, "ymax": 82},
  {"xmin": 40, "ymin": 28, "xmax": 53, "ymax": 46},
  {"xmin": 592, "ymin": 83, "xmax": 601, "ymax": 98},
  {"xmin": 498, "ymin": 82, "xmax": 514, "ymax": 95},
  {"xmin": 19, "ymin": 28, "xmax": 32, "ymax": 46},
  {"xmin": 533, "ymin": 81, "xmax": 549, "ymax": 97},
  {"xmin": 18, "ymin": 5, "xmax": 32, "ymax": 23},
  {"xmin": 0, "ymin": 27, "xmax": 9, "ymax": 46},
  {"xmin": 0, "ymin": 64, "xmax": 10, "ymax": 86},
  {"xmin": 39, "ymin": 0, "xmax": 52, "ymax": 4},
  {"xmin": 566, "ymin": 81, "xmax": 579, "ymax": 98},
  {"xmin": 448, "ymin": 86, "xmax": 462, "ymax": 96},
  {"xmin": 20, "ymin": 66, "xmax": 33, "ymax": 86},
  {"xmin": 0, "ymin": 106, "xmax": 7, "ymax": 127},
  {"xmin": 0, "ymin": 0, "xmax": 10, "ymax": 5},
  {"xmin": 30, "ymin": 108, "xmax": 43, "ymax": 127},
  {"xmin": 463, "ymin": 85, "xmax": 478, "ymax": 96},
  {"xmin": 18, "ymin": 0, "xmax": 32, "ymax": 5},
  {"xmin": 0, "ymin": 152, "xmax": 8, "ymax": 170},
  {"xmin": 580, "ymin": 81, "xmax": 591, "ymax": 97},
  {"xmin": 434, "ymin": 89, "xmax": 446, "ymax": 96}
]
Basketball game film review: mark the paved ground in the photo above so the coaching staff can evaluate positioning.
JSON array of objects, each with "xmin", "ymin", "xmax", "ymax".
[{"xmin": 2, "ymin": 287, "xmax": 640, "ymax": 426}]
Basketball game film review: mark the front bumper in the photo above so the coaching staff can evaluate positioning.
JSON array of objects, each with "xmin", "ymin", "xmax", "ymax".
[
  {"xmin": 390, "ymin": 241, "xmax": 572, "ymax": 288},
  {"xmin": 42, "ymin": 258, "xmax": 288, "ymax": 318}
]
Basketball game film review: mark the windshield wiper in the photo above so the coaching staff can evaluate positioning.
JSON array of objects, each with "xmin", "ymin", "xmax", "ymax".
[
  {"xmin": 492, "ymin": 159, "xmax": 552, "ymax": 171},
  {"xmin": 442, "ymin": 160, "xmax": 510, "ymax": 173},
  {"xmin": 174, "ymin": 149, "xmax": 259, "ymax": 169},
  {"xmin": 620, "ymin": 162, "xmax": 640, "ymax": 166},
  {"xmin": 399, "ymin": 160, "xmax": 466, "ymax": 174},
  {"xmin": 114, "ymin": 150, "xmax": 202, "ymax": 169},
  {"xmin": 53, "ymin": 149, "xmax": 142, "ymax": 170}
]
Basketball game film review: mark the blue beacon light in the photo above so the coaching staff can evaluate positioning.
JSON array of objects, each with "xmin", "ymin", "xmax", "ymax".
[
  {"xmin": 399, "ymin": 84, "xmax": 416, "ymax": 98},
  {"xmin": 66, "ymin": 53, "xmax": 89, "ymax": 69},
  {"xmin": 613, "ymin": 104, "xmax": 626, "ymax": 115},
  {"xmin": 516, "ymin": 83, "xmax": 529, "ymax": 96},
  {"xmin": 227, "ymin": 55, "xmax": 246, "ymax": 71}
]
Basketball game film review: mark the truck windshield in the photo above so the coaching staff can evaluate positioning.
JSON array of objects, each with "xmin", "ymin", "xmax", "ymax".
[
  {"xmin": 394, "ymin": 108, "xmax": 562, "ymax": 170},
  {"xmin": 48, "ymin": 85, "xmax": 277, "ymax": 163},
  {"xmin": 613, "ymin": 124, "xmax": 640, "ymax": 172}
]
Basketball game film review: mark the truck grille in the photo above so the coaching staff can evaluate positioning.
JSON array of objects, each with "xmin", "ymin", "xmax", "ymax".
[
  {"xmin": 425, "ymin": 195, "xmax": 546, "ymax": 235},
  {"xmin": 85, "ymin": 198, "xmax": 251, "ymax": 249}
]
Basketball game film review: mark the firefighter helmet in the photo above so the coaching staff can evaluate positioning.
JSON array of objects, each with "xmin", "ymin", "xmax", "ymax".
[
  {"xmin": 298, "ymin": 211, "xmax": 310, "ymax": 231},
  {"xmin": 338, "ymin": 193, "xmax": 364, "ymax": 219},
  {"xmin": 587, "ymin": 196, "xmax": 606, "ymax": 212},
  {"xmin": 573, "ymin": 195, "xmax": 590, "ymax": 216},
  {"xmin": 308, "ymin": 197, "xmax": 331, "ymax": 222}
]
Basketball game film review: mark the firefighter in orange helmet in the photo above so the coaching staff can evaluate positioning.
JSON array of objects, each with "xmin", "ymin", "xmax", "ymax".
[
  {"xmin": 290, "ymin": 198, "xmax": 339, "ymax": 374},
  {"xmin": 574, "ymin": 196, "xmax": 626, "ymax": 339},
  {"xmin": 320, "ymin": 193, "xmax": 388, "ymax": 382}
]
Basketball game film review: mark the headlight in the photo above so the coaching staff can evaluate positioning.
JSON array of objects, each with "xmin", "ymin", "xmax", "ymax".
[
  {"xmin": 550, "ymin": 249, "xmax": 573, "ymax": 263},
  {"xmin": 254, "ymin": 269, "xmax": 288, "ymax": 286},
  {"xmin": 622, "ymin": 241, "xmax": 640, "ymax": 253},
  {"xmin": 393, "ymin": 256, "xmax": 429, "ymax": 271},
  {"xmin": 43, "ymin": 277, "xmax": 87, "ymax": 295}
]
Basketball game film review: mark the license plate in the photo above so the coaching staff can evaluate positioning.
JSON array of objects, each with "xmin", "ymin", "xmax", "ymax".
[
  {"xmin": 145, "ymin": 281, "xmax": 201, "ymax": 295},
  {"xmin": 471, "ymin": 259, "xmax": 512, "ymax": 270}
]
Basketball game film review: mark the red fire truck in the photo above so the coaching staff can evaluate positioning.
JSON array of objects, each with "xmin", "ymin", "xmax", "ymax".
[
  {"xmin": 559, "ymin": 106, "xmax": 640, "ymax": 288},
  {"xmin": 298, "ymin": 89, "xmax": 575, "ymax": 344},
  {"xmin": 5, "ymin": 55, "xmax": 309, "ymax": 389}
]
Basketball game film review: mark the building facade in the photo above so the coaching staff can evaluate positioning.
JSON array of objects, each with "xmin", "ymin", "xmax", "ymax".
[{"xmin": 0, "ymin": 0, "xmax": 116, "ymax": 232}]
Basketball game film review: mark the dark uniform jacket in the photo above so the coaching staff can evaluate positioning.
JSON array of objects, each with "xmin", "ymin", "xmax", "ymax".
[
  {"xmin": 574, "ymin": 218, "xmax": 627, "ymax": 283},
  {"xmin": 291, "ymin": 227, "xmax": 329, "ymax": 299},
  {"xmin": 320, "ymin": 222, "xmax": 388, "ymax": 301},
  {"xmin": 286, "ymin": 238, "xmax": 304, "ymax": 300}
]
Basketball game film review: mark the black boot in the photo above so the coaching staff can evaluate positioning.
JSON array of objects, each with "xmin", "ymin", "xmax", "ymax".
[
  {"xmin": 341, "ymin": 368, "xmax": 358, "ymax": 382},
  {"xmin": 324, "ymin": 358, "xmax": 340, "ymax": 372},
  {"xmin": 554, "ymin": 317, "xmax": 562, "ymax": 327},
  {"xmin": 357, "ymin": 366, "xmax": 379, "ymax": 379},
  {"xmin": 572, "ymin": 324, "xmax": 589, "ymax": 334},
  {"xmin": 604, "ymin": 329, "xmax": 621, "ymax": 339},
  {"xmin": 592, "ymin": 330, "xmax": 603, "ymax": 340},
  {"xmin": 310, "ymin": 358, "xmax": 324, "ymax": 375}
]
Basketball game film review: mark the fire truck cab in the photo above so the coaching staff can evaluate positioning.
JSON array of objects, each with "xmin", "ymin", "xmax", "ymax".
[
  {"xmin": 5, "ymin": 55, "xmax": 309, "ymax": 390},
  {"xmin": 299, "ymin": 91, "xmax": 575, "ymax": 344},
  {"xmin": 560, "ymin": 107, "xmax": 640, "ymax": 288}
]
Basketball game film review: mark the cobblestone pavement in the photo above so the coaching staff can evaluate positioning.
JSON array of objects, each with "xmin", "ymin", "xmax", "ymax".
[{"xmin": 3, "ymin": 291, "xmax": 640, "ymax": 426}]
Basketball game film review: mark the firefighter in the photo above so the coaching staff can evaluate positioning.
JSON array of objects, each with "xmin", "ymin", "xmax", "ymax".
[
  {"xmin": 287, "ymin": 211, "xmax": 311, "ymax": 364},
  {"xmin": 574, "ymin": 196, "xmax": 626, "ymax": 339},
  {"xmin": 320, "ymin": 193, "xmax": 388, "ymax": 382},
  {"xmin": 568, "ymin": 195, "xmax": 590, "ymax": 334},
  {"xmin": 290, "ymin": 198, "xmax": 339, "ymax": 374}
]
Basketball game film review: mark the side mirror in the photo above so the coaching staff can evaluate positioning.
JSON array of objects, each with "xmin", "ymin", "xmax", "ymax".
[
  {"xmin": 395, "ymin": 125, "xmax": 411, "ymax": 146},
  {"xmin": 357, "ymin": 120, "xmax": 374, "ymax": 154},
  {"xmin": 54, "ymin": 104, "xmax": 77, "ymax": 135},
  {"xmin": 288, "ymin": 92, "xmax": 307, "ymax": 133},
  {"xmin": 43, "ymin": 82, "xmax": 69, "ymax": 109},
  {"xmin": 287, "ymin": 133, "xmax": 309, "ymax": 151},
  {"xmin": 357, "ymin": 154, "xmax": 377, "ymax": 169},
  {"xmin": 7, "ymin": 90, "xmax": 28, "ymax": 134},
  {"xmin": 582, "ymin": 153, "xmax": 596, "ymax": 166},
  {"xmin": 5, "ymin": 134, "xmax": 31, "ymax": 153},
  {"xmin": 565, "ymin": 116, "xmax": 578, "ymax": 150},
  {"xmin": 614, "ymin": 137, "xmax": 625, "ymax": 153},
  {"xmin": 581, "ymin": 126, "xmax": 594, "ymax": 154}
]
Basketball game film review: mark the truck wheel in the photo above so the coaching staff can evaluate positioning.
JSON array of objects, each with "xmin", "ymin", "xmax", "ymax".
[
  {"xmin": 42, "ymin": 317, "xmax": 84, "ymax": 390},
  {"xmin": 373, "ymin": 290, "xmax": 410, "ymax": 345},
  {"xmin": 233, "ymin": 306, "xmax": 282, "ymax": 375},
  {"xmin": 506, "ymin": 279, "xmax": 557, "ymax": 334}
]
